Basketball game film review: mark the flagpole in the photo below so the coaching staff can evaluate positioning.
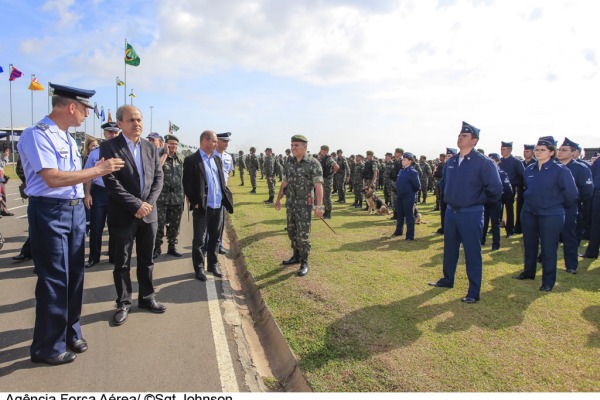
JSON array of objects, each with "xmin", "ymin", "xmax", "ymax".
[
  {"xmin": 31, "ymin": 74, "xmax": 34, "ymax": 125},
  {"xmin": 93, "ymin": 102, "xmax": 96, "ymax": 139},
  {"xmin": 116, "ymin": 76, "xmax": 119, "ymax": 111},
  {"xmin": 9, "ymin": 65, "xmax": 15, "ymax": 163},
  {"xmin": 47, "ymin": 81, "xmax": 51, "ymax": 114},
  {"xmin": 124, "ymin": 38, "xmax": 127, "ymax": 110}
]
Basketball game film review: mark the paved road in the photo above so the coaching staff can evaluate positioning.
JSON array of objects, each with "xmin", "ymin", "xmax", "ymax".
[{"xmin": 0, "ymin": 179, "xmax": 265, "ymax": 392}]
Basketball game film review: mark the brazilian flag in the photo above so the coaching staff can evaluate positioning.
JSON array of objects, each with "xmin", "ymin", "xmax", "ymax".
[{"xmin": 125, "ymin": 43, "xmax": 141, "ymax": 66}]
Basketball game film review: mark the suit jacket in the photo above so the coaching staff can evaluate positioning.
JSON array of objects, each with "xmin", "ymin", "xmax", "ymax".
[
  {"xmin": 100, "ymin": 134, "xmax": 164, "ymax": 226},
  {"xmin": 182, "ymin": 150, "xmax": 233, "ymax": 215}
]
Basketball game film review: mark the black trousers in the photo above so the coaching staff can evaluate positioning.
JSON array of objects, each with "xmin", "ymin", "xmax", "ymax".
[
  {"xmin": 192, "ymin": 206, "xmax": 223, "ymax": 271},
  {"xmin": 112, "ymin": 219, "xmax": 157, "ymax": 307},
  {"xmin": 502, "ymin": 191, "xmax": 516, "ymax": 235}
]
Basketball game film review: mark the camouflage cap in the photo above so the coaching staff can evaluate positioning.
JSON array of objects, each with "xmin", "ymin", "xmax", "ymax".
[{"xmin": 291, "ymin": 135, "xmax": 308, "ymax": 143}]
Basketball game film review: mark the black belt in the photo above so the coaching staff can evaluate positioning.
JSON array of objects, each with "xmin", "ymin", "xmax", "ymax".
[{"xmin": 29, "ymin": 196, "xmax": 82, "ymax": 206}]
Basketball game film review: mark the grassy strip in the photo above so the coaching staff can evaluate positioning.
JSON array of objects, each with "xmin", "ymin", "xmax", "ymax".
[{"xmin": 229, "ymin": 177, "xmax": 600, "ymax": 391}]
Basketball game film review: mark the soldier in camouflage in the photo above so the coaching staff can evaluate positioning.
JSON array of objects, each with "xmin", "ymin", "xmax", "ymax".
[
  {"xmin": 247, "ymin": 147, "xmax": 259, "ymax": 193},
  {"xmin": 334, "ymin": 149, "xmax": 350, "ymax": 204},
  {"xmin": 352, "ymin": 154, "xmax": 365, "ymax": 208},
  {"xmin": 275, "ymin": 135, "xmax": 324, "ymax": 277},
  {"xmin": 418, "ymin": 155, "xmax": 432, "ymax": 204},
  {"xmin": 154, "ymin": 134, "xmax": 184, "ymax": 259},
  {"xmin": 263, "ymin": 148, "xmax": 276, "ymax": 203},
  {"xmin": 383, "ymin": 152, "xmax": 395, "ymax": 206},
  {"xmin": 347, "ymin": 155, "xmax": 355, "ymax": 193},
  {"xmin": 237, "ymin": 150, "xmax": 246, "ymax": 186},
  {"xmin": 318, "ymin": 145, "xmax": 339, "ymax": 219},
  {"xmin": 258, "ymin": 152, "xmax": 265, "ymax": 179}
]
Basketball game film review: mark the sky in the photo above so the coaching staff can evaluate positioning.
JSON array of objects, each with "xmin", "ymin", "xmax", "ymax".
[{"xmin": 1, "ymin": 0, "xmax": 599, "ymax": 158}]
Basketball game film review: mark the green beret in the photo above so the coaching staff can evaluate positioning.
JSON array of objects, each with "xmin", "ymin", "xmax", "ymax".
[
  {"xmin": 395, "ymin": 148, "xmax": 404, "ymax": 154},
  {"xmin": 291, "ymin": 135, "xmax": 308, "ymax": 143},
  {"xmin": 164, "ymin": 134, "xmax": 179, "ymax": 143},
  {"xmin": 321, "ymin": 145, "xmax": 329, "ymax": 151}
]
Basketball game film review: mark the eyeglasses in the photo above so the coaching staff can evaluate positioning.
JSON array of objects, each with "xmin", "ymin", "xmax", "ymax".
[{"xmin": 534, "ymin": 148, "xmax": 549, "ymax": 152}]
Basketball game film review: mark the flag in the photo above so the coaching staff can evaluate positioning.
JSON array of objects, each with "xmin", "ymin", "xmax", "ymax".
[
  {"xmin": 129, "ymin": 90, "xmax": 136, "ymax": 98},
  {"xmin": 107, "ymin": 111, "xmax": 113, "ymax": 122},
  {"xmin": 117, "ymin": 79, "xmax": 124, "ymax": 86},
  {"xmin": 125, "ymin": 43, "xmax": 140, "ymax": 66},
  {"xmin": 171, "ymin": 123, "xmax": 179, "ymax": 132},
  {"xmin": 100, "ymin": 107, "xmax": 105, "ymax": 122},
  {"xmin": 94, "ymin": 103, "xmax": 99, "ymax": 118},
  {"xmin": 28, "ymin": 76, "xmax": 44, "ymax": 91},
  {"xmin": 9, "ymin": 66, "xmax": 23, "ymax": 81}
]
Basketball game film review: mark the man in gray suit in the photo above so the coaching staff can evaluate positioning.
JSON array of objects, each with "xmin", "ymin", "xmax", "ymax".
[{"xmin": 100, "ymin": 105, "xmax": 165, "ymax": 326}]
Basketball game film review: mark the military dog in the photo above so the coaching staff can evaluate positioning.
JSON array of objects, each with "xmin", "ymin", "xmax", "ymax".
[{"xmin": 362, "ymin": 186, "xmax": 389, "ymax": 215}]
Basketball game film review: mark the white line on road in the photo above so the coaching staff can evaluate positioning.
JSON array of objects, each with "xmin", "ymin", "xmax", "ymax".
[{"xmin": 206, "ymin": 275, "xmax": 240, "ymax": 392}]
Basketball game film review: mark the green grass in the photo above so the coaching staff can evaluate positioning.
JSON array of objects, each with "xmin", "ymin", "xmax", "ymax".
[{"xmin": 229, "ymin": 177, "xmax": 600, "ymax": 392}]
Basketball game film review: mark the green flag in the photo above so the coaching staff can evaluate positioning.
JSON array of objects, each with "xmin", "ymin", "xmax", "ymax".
[
  {"xmin": 125, "ymin": 43, "xmax": 141, "ymax": 66},
  {"xmin": 171, "ymin": 123, "xmax": 180, "ymax": 132}
]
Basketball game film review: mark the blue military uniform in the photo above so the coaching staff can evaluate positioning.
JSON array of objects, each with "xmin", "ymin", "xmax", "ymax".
[
  {"xmin": 499, "ymin": 142, "xmax": 525, "ymax": 236},
  {"xmin": 433, "ymin": 122, "xmax": 502, "ymax": 302},
  {"xmin": 581, "ymin": 154, "xmax": 600, "ymax": 258},
  {"xmin": 393, "ymin": 153, "xmax": 421, "ymax": 240},
  {"xmin": 482, "ymin": 154, "xmax": 512, "ymax": 251},
  {"xmin": 17, "ymin": 84, "xmax": 95, "ymax": 362},
  {"xmin": 518, "ymin": 136, "xmax": 578, "ymax": 290}
]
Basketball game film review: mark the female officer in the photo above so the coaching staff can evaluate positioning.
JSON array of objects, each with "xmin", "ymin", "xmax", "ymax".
[
  {"xmin": 514, "ymin": 136, "xmax": 578, "ymax": 291},
  {"xmin": 392, "ymin": 152, "xmax": 420, "ymax": 240}
]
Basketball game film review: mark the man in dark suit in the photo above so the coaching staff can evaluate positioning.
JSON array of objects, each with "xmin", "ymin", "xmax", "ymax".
[
  {"xmin": 100, "ymin": 105, "xmax": 165, "ymax": 325},
  {"xmin": 182, "ymin": 130, "xmax": 233, "ymax": 281}
]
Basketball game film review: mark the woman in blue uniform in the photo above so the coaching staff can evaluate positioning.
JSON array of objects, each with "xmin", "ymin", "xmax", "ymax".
[
  {"xmin": 392, "ymin": 152, "xmax": 420, "ymax": 240},
  {"xmin": 514, "ymin": 136, "xmax": 578, "ymax": 291}
]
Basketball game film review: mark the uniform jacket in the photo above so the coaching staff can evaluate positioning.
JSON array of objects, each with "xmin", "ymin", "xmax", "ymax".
[
  {"xmin": 523, "ymin": 160, "xmax": 578, "ymax": 215},
  {"xmin": 182, "ymin": 150, "xmax": 233, "ymax": 215},
  {"xmin": 499, "ymin": 154, "xmax": 525, "ymax": 187},
  {"xmin": 395, "ymin": 165, "xmax": 421, "ymax": 195},
  {"xmin": 565, "ymin": 159, "xmax": 593, "ymax": 201},
  {"xmin": 100, "ymin": 134, "xmax": 164, "ymax": 226}
]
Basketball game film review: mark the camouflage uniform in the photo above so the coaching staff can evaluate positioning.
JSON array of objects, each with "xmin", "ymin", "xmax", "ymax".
[
  {"xmin": 352, "ymin": 159, "xmax": 365, "ymax": 207},
  {"xmin": 247, "ymin": 150, "xmax": 259, "ymax": 191},
  {"xmin": 347, "ymin": 157, "xmax": 355, "ymax": 192},
  {"xmin": 284, "ymin": 153, "xmax": 324, "ymax": 259},
  {"xmin": 384, "ymin": 160, "xmax": 396, "ymax": 206},
  {"xmin": 156, "ymin": 152, "xmax": 185, "ymax": 250},
  {"xmin": 418, "ymin": 160, "xmax": 432, "ymax": 203},
  {"xmin": 335, "ymin": 155, "xmax": 350, "ymax": 202},
  {"xmin": 237, "ymin": 152, "xmax": 246, "ymax": 185},
  {"xmin": 258, "ymin": 153, "xmax": 265, "ymax": 179},
  {"xmin": 320, "ymin": 154, "xmax": 337, "ymax": 213},
  {"xmin": 264, "ymin": 153, "xmax": 276, "ymax": 199}
]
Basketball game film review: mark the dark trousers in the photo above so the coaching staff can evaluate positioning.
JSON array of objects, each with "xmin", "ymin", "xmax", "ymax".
[
  {"xmin": 482, "ymin": 202, "xmax": 502, "ymax": 247},
  {"xmin": 581, "ymin": 198, "xmax": 593, "ymax": 240},
  {"xmin": 584, "ymin": 190, "xmax": 600, "ymax": 258},
  {"xmin": 562, "ymin": 205, "xmax": 579, "ymax": 270},
  {"xmin": 502, "ymin": 191, "xmax": 516, "ymax": 235},
  {"xmin": 28, "ymin": 197, "xmax": 85, "ymax": 359},
  {"xmin": 515, "ymin": 186, "xmax": 524, "ymax": 233},
  {"xmin": 112, "ymin": 219, "xmax": 157, "ymax": 306},
  {"xmin": 521, "ymin": 210, "xmax": 564, "ymax": 289},
  {"xmin": 192, "ymin": 206, "xmax": 223, "ymax": 271},
  {"xmin": 88, "ymin": 185, "xmax": 112, "ymax": 262},
  {"xmin": 441, "ymin": 206, "xmax": 484, "ymax": 299},
  {"xmin": 21, "ymin": 236, "xmax": 32, "ymax": 257},
  {"xmin": 395, "ymin": 193, "xmax": 416, "ymax": 239}
]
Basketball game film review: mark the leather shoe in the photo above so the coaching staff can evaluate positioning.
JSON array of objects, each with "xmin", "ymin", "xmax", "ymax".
[
  {"xmin": 138, "ymin": 299, "xmax": 166, "ymax": 313},
  {"xmin": 113, "ymin": 307, "xmax": 130, "ymax": 325},
  {"xmin": 68, "ymin": 338, "xmax": 88, "ymax": 353},
  {"xmin": 195, "ymin": 267, "xmax": 207, "ymax": 281},
  {"xmin": 461, "ymin": 297, "xmax": 479, "ymax": 304},
  {"xmin": 12, "ymin": 253, "xmax": 32, "ymax": 262},
  {"xmin": 167, "ymin": 246, "xmax": 182, "ymax": 257},
  {"xmin": 513, "ymin": 273, "xmax": 535, "ymax": 280},
  {"xmin": 297, "ymin": 259, "xmax": 309, "ymax": 277},
  {"xmin": 84, "ymin": 259, "xmax": 98, "ymax": 269},
  {"xmin": 539, "ymin": 285, "xmax": 553, "ymax": 292},
  {"xmin": 565, "ymin": 268, "xmax": 577, "ymax": 274},
  {"xmin": 1, "ymin": 210, "xmax": 14, "ymax": 216},
  {"xmin": 208, "ymin": 264, "xmax": 223, "ymax": 278},
  {"xmin": 32, "ymin": 351, "xmax": 76, "ymax": 365},
  {"xmin": 579, "ymin": 253, "xmax": 598, "ymax": 259},
  {"xmin": 282, "ymin": 252, "xmax": 301, "ymax": 265},
  {"xmin": 152, "ymin": 247, "xmax": 161, "ymax": 259},
  {"xmin": 491, "ymin": 244, "xmax": 500, "ymax": 251},
  {"xmin": 428, "ymin": 281, "xmax": 453, "ymax": 288},
  {"xmin": 218, "ymin": 246, "xmax": 228, "ymax": 255}
]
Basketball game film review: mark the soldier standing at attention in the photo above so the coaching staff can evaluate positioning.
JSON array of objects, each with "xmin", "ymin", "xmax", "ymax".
[
  {"xmin": 259, "ymin": 152, "xmax": 265, "ymax": 179},
  {"xmin": 275, "ymin": 135, "xmax": 324, "ymax": 277},
  {"xmin": 499, "ymin": 141, "xmax": 525, "ymax": 236},
  {"xmin": 214, "ymin": 132, "xmax": 234, "ymax": 254},
  {"xmin": 154, "ymin": 134, "xmax": 185, "ymax": 259},
  {"xmin": 389, "ymin": 148, "xmax": 404, "ymax": 219},
  {"xmin": 335, "ymin": 149, "xmax": 350, "ymax": 204},
  {"xmin": 237, "ymin": 150, "xmax": 246, "ymax": 186},
  {"xmin": 263, "ymin": 147, "xmax": 276, "ymax": 204},
  {"xmin": 347, "ymin": 154, "xmax": 355, "ymax": 193},
  {"xmin": 352, "ymin": 154, "xmax": 365, "ymax": 208},
  {"xmin": 432, "ymin": 153, "xmax": 446, "ymax": 211},
  {"xmin": 248, "ymin": 147, "xmax": 259, "ymax": 193},
  {"xmin": 429, "ymin": 122, "xmax": 502, "ymax": 303},
  {"xmin": 383, "ymin": 153, "xmax": 395, "ymax": 207},
  {"xmin": 418, "ymin": 155, "xmax": 432, "ymax": 204},
  {"xmin": 318, "ymin": 145, "xmax": 339, "ymax": 219}
]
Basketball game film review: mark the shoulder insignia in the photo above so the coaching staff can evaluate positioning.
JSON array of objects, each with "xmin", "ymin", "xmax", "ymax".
[{"xmin": 36, "ymin": 123, "xmax": 49, "ymax": 131}]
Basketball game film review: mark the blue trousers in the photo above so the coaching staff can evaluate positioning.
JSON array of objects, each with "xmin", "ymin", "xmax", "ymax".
[
  {"xmin": 28, "ymin": 197, "xmax": 85, "ymax": 359},
  {"xmin": 482, "ymin": 202, "xmax": 502, "ymax": 247},
  {"xmin": 562, "ymin": 205, "xmax": 578, "ymax": 270},
  {"xmin": 521, "ymin": 210, "xmax": 564, "ymax": 289},
  {"xmin": 192, "ymin": 206, "xmax": 223, "ymax": 270},
  {"xmin": 584, "ymin": 189, "xmax": 600, "ymax": 258},
  {"xmin": 441, "ymin": 206, "xmax": 484, "ymax": 299},
  {"xmin": 88, "ymin": 185, "xmax": 113, "ymax": 262},
  {"xmin": 395, "ymin": 193, "xmax": 416, "ymax": 239}
]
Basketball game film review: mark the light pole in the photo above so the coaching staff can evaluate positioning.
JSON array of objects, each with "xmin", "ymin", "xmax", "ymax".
[{"xmin": 150, "ymin": 106, "xmax": 154, "ymax": 132}]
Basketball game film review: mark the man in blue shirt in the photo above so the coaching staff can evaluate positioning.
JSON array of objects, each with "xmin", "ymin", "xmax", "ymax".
[
  {"xmin": 429, "ymin": 122, "xmax": 502, "ymax": 303},
  {"xmin": 18, "ymin": 83, "xmax": 124, "ymax": 365}
]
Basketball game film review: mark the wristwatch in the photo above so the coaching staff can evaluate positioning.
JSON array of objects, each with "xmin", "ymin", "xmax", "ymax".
[{"xmin": 314, "ymin": 205, "xmax": 323, "ymax": 210}]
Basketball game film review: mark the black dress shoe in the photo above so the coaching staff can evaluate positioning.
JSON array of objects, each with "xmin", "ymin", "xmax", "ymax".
[
  {"xmin": 297, "ymin": 259, "xmax": 309, "ymax": 277},
  {"xmin": 113, "ymin": 307, "xmax": 130, "ymax": 325},
  {"xmin": 491, "ymin": 244, "xmax": 500, "ymax": 251},
  {"xmin": 428, "ymin": 281, "xmax": 453, "ymax": 288},
  {"xmin": 436, "ymin": 228, "xmax": 444, "ymax": 234},
  {"xmin": 391, "ymin": 231, "xmax": 403, "ymax": 237},
  {"xmin": 461, "ymin": 297, "xmax": 479, "ymax": 304},
  {"xmin": 565, "ymin": 268, "xmax": 577, "ymax": 274},
  {"xmin": 208, "ymin": 264, "xmax": 223, "ymax": 278},
  {"xmin": 32, "ymin": 351, "xmax": 77, "ymax": 365},
  {"xmin": 579, "ymin": 253, "xmax": 598, "ymax": 259},
  {"xmin": 218, "ymin": 246, "xmax": 228, "ymax": 255},
  {"xmin": 68, "ymin": 338, "xmax": 88, "ymax": 353},
  {"xmin": 84, "ymin": 259, "xmax": 98, "ymax": 269},
  {"xmin": 513, "ymin": 273, "xmax": 535, "ymax": 280},
  {"xmin": 12, "ymin": 253, "xmax": 32, "ymax": 262},
  {"xmin": 195, "ymin": 268, "xmax": 207, "ymax": 281},
  {"xmin": 153, "ymin": 247, "xmax": 161, "ymax": 259},
  {"xmin": 539, "ymin": 285, "xmax": 553, "ymax": 292},
  {"xmin": 138, "ymin": 299, "xmax": 167, "ymax": 313},
  {"xmin": 167, "ymin": 246, "xmax": 182, "ymax": 257}
]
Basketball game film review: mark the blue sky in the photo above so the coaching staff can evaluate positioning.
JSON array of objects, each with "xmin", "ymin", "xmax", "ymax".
[{"xmin": 1, "ymin": 0, "xmax": 599, "ymax": 158}]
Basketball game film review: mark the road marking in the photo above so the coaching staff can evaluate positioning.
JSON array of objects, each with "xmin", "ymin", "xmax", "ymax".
[{"xmin": 206, "ymin": 275, "xmax": 240, "ymax": 392}]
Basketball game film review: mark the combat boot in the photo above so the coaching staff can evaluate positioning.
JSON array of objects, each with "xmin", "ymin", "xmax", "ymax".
[
  {"xmin": 282, "ymin": 250, "xmax": 301, "ymax": 265},
  {"xmin": 167, "ymin": 245, "xmax": 182, "ymax": 257},
  {"xmin": 389, "ymin": 211, "xmax": 397, "ymax": 220},
  {"xmin": 264, "ymin": 196, "xmax": 274, "ymax": 204},
  {"xmin": 250, "ymin": 188, "xmax": 256, "ymax": 194},
  {"xmin": 297, "ymin": 259, "xmax": 309, "ymax": 277},
  {"xmin": 323, "ymin": 209, "xmax": 331, "ymax": 219},
  {"xmin": 153, "ymin": 246, "xmax": 161, "ymax": 259}
]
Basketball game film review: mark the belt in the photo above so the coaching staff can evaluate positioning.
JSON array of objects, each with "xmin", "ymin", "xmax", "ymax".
[{"xmin": 29, "ymin": 196, "xmax": 82, "ymax": 206}]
